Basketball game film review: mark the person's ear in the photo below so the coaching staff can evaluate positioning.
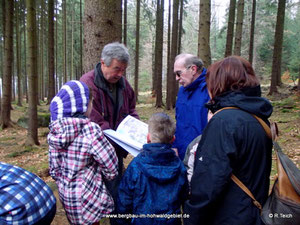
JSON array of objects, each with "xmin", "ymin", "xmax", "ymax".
[
  {"xmin": 147, "ymin": 133, "xmax": 151, "ymax": 143},
  {"xmin": 101, "ymin": 59, "xmax": 105, "ymax": 66},
  {"xmin": 170, "ymin": 135, "xmax": 175, "ymax": 144}
]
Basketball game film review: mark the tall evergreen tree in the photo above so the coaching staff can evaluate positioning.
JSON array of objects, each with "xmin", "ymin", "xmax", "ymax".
[
  {"xmin": 63, "ymin": 0, "xmax": 67, "ymax": 82},
  {"xmin": 166, "ymin": 0, "xmax": 179, "ymax": 109},
  {"xmin": 154, "ymin": 0, "xmax": 164, "ymax": 107},
  {"xmin": 16, "ymin": 0, "xmax": 22, "ymax": 107},
  {"xmin": 134, "ymin": 0, "xmax": 140, "ymax": 101},
  {"xmin": 225, "ymin": 0, "xmax": 236, "ymax": 57},
  {"xmin": 1, "ymin": 0, "xmax": 14, "ymax": 129},
  {"xmin": 248, "ymin": 0, "xmax": 256, "ymax": 64},
  {"xmin": 269, "ymin": 0, "xmax": 286, "ymax": 94},
  {"xmin": 83, "ymin": 0, "xmax": 122, "ymax": 73},
  {"xmin": 233, "ymin": 0, "xmax": 244, "ymax": 56},
  {"xmin": 26, "ymin": 0, "xmax": 40, "ymax": 145},
  {"xmin": 48, "ymin": 0, "xmax": 55, "ymax": 104},
  {"xmin": 178, "ymin": 0, "xmax": 184, "ymax": 54},
  {"xmin": 198, "ymin": 0, "xmax": 211, "ymax": 67}
]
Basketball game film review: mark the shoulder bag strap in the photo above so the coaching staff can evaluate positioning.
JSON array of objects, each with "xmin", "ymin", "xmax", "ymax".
[{"xmin": 214, "ymin": 106, "xmax": 275, "ymax": 211}]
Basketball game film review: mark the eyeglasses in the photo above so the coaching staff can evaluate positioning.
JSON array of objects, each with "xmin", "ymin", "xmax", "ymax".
[{"xmin": 174, "ymin": 65, "xmax": 192, "ymax": 77}]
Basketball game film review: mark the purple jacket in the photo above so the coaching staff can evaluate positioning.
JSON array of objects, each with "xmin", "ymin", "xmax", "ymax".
[{"xmin": 80, "ymin": 63, "xmax": 139, "ymax": 131}]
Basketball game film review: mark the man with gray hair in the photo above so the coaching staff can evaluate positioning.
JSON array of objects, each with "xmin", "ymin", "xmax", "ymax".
[
  {"xmin": 80, "ymin": 42, "xmax": 139, "ymax": 214},
  {"xmin": 172, "ymin": 54, "xmax": 210, "ymax": 160}
]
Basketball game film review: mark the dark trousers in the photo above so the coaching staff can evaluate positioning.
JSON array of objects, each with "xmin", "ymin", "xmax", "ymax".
[{"xmin": 104, "ymin": 153, "xmax": 124, "ymax": 225}]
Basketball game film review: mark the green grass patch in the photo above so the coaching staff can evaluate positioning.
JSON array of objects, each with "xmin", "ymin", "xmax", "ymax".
[
  {"xmin": 6, "ymin": 146, "xmax": 39, "ymax": 158},
  {"xmin": 46, "ymin": 181, "xmax": 58, "ymax": 192},
  {"xmin": 24, "ymin": 165, "xmax": 39, "ymax": 174},
  {"xmin": 0, "ymin": 136, "xmax": 16, "ymax": 142}
]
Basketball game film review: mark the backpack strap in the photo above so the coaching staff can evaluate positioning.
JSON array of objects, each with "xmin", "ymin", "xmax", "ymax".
[
  {"xmin": 231, "ymin": 174, "xmax": 262, "ymax": 210},
  {"xmin": 214, "ymin": 106, "xmax": 273, "ymax": 211}
]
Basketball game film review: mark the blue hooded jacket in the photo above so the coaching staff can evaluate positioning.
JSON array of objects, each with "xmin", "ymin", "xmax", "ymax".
[
  {"xmin": 184, "ymin": 86, "xmax": 273, "ymax": 225},
  {"xmin": 172, "ymin": 68, "xmax": 210, "ymax": 160},
  {"xmin": 116, "ymin": 143, "xmax": 188, "ymax": 225}
]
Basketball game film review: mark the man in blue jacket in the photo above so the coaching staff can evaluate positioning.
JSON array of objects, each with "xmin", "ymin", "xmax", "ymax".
[{"xmin": 172, "ymin": 54, "xmax": 210, "ymax": 160}]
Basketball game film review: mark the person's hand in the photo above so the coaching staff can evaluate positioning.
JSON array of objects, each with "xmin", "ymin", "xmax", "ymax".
[{"xmin": 172, "ymin": 148, "xmax": 179, "ymax": 156}]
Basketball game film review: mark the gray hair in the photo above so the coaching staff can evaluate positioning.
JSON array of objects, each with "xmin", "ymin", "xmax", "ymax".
[
  {"xmin": 175, "ymin": 53, "xmax": 204, "ymax": 72},
  {"xmin": 101, "ymin": 42, "xmax": 130, "ymax": 66},
  {"xmin": 148, "ymin": 113, "xmax": 175, "ymax": 144}
]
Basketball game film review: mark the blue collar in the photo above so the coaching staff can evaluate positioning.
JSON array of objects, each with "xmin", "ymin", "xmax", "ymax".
[{"xmin": 184, "ymin": 68, "xmax": 207, "ymax": 92}]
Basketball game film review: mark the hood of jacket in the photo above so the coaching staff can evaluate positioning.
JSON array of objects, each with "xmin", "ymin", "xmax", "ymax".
[
  {"xmin": 47, "ymin": 117, "xmax": 89, "ymax": 149},
  {"xmin": 137, "ymin": 143, "xmax": 184, "ymax": 183},
  {"xmin": 206, "ymin": 85, "xmax": 273, "ymax": 119}
]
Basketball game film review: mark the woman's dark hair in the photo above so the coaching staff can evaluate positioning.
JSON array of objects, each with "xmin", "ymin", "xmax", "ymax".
[{"xmin": 206, "ymin": 56, "xmax": 260, "ymax": 99}]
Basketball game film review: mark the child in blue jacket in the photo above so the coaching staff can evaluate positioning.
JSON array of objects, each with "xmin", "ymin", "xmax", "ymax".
[{"xmin": 116, "ymin": 112, "xmax": 188, "ymax": 225}]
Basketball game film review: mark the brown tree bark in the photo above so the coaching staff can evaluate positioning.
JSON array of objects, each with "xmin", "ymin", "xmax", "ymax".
[
  {"xmin": 79, "ymin": 0, "xmax": 83, "ymax": 78},
  {"xmin": 23, "ymin": 6, "xmax": 28, "ymax": 103},
  {"xmin": 0, "ymin": 0, "xmax": 5, "ymax": 112},
  {"xmin": 224, "ymin": 0, "xmax": 236, "ymax": 57},
  {"xmin": 134, "ymin": 0, "xmax": 140, "ymax": 102},
  {"xmin": 248, "ymin": 0, "xmax": 256, "ymax": 65},
  {"xmin": 269, "ymin": 0, "xmax": 286, "ymax": 95},
  {"xmin": 1, "ymin": 0, "xmax": 14, "ymax": 129},
  {"xmin": 16, "ymin": 0, "xmax": 22, "ymax": 107},
  {"xmin": 155, "ymin": 0, "xmax": 164, "ymax": 108},
  {"xmin": 40, "ymin": 0, "xmax": 45, "ymax": 101},
  {"xmin": 297, "ymin": 66, "xmax": 300, "ymax": 95},
  {"xmin": 83, "ymin": 0, "xmax": 122, "ymax": 73},
  {"xmin": 198, "ymin": 0, "xmax": 211, "ymax": 67},
  {"xmin": 47, "ymin": 0, "xmax": 55, "ymax": 104},
  {"xmin": 26, "ymin": 0, "xmax": 40, "ymax": 145},
  {"xmin": 178, "ymin": 0, "xmax": 183, "ymax": 54},
  {"xmin": 233, "ymin": 0, "xmax": 244, "ymax": 56},
  {"xmin": 123, "ymin": 0, "xmax": 128, "ymax": 46},
  {"xmin": 166, "ymin": 0, "xmax": 179, "ymax": 109},
  {"xmin": 63, "ymin": 0, "xmax": 67, "ymax": 83},
  {"xmin": 123, "ymin": 0, "xmax": 127, "ymax": 78}
]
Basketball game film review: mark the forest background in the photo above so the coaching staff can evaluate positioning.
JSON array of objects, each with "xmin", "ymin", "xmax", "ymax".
[{"xmin": 0, "ymin": 0, "xmax": 299, "ymax": 224}]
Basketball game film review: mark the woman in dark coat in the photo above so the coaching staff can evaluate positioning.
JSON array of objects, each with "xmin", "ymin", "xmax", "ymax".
[{"xmin": 184, "ymin": 56, "xmax": 273, "ymax": 225}]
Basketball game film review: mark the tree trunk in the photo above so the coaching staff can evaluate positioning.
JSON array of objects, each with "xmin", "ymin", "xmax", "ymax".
[
  {"xmin": 134, "ymin": 0, "xmax": 140, "ymax": 102},
  {"xmin": 47, "ymin": 0, "xmax": 55, "ymax": 104},
  {"xmin": 224, "ymin": 0, "xmax": 236, "ymax": 57},
  {"xmin": 63, "ymin": 0, "xmax": 67, "ymax": 83},
  {"xmin": 178, "ymin": 0, "xmax": 183, "ymax": 54},
  {"xmin": 269, "ymin": 0, "xmax": 286, "ymax": 95},
  {"xmin": 0, "ymin": 0, "xmax": 5, "ymax": 112},
  {"xmin": 26, "ymin": 0, "xmax": 40, "ymax": 145},
  {"xmin": 123, "ymin": 0, "xmax": 127, "ymax": 46},
  {"xmin": 233, "ymin": 0, "xmax": 244, "ymax": 56},
  {"xmin": 166, "ymin": 0, "xmax": 179, "ymax": 109},
  {"xmin": 23, "ymin": 8, "xmax": 28, "ymax": 103},
  {"xmin": 155, "ymin": 0, "xmax": 164, "ymax": 108},
  {"xmin": 55, "ymin": 0, "xmax": 58, "ymax": 92},
  {"xmin": 1, "ymin": 0, "xmax": 14, "ymax": 129},
  {"xmin": 79, "ymin": 0, "xmax": 83, "ymax": 78},
  {"xmin": 297, "ymin": 65, "xmax": 300, "ymax": 95},
  {"xmin": 83, "ymin": 0, "xmax": 122, "ymax": 73},
  {"xmin": 16, "ymin": 0, "xmax": 22, "ymax": 107},
  {"xmin": 123, "ymin": 0, "xmax": 127, "ymax": 78},
  {"xmin": 71, "ymin": 2, "xmax": 74, "ymax": 80},
  {"xmin": 248, "ymin": 0, "xmax": 256, "ymax": 65},
  {"xmin": 40, "ymin": 0, "xmax": 45, "ymax": 101},
  {"xmin": 198, "ymin": 0, "xmax": 211, "ymax": 67},
  {"xmin": 164, "ymin": 0, "xmax": 171, "ymax": 100}
]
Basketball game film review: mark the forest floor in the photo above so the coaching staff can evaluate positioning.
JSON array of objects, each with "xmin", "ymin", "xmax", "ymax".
[{"xmin": 0, "ymin": 85, "xmax": 299, "ymax": 225}]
